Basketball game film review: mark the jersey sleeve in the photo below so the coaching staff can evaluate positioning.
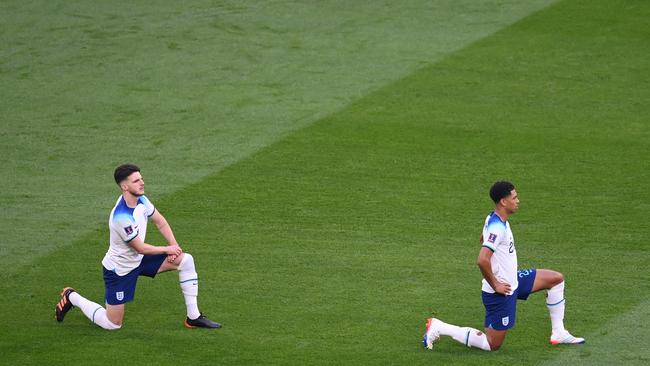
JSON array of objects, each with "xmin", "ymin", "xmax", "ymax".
[
  {"xmin": 482, "ymin": 223, "xmax": 505, "ymax": 252},
  {"xmin": 113, "ymin": 215, "xmax": 139, "ymax": 243},
  {"xmin": 140, "ymin": 195, "xmax": 156, "ymax": 217}
]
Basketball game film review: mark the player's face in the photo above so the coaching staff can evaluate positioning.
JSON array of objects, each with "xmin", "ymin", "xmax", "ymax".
[
  {"xmin": 502, "ymin": 189, "xmax": 519, "ymax": 214},
  {"xmin": 122, "ymin": 172, "xmax": 145, "ymax": 197}
]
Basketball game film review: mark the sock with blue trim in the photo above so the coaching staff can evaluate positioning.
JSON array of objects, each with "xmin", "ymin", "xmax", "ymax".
[
  {"xmin": 68, "ymin": 292, "xmax": 121, "ymax": 330},
  {"xmin": 460, "ymin": 327, "xmax": 491, "ymax": 351},
  {"xmin": 178, "ymin": 253, "xmax": 201, "ymax": 320},
  {"xmin": 547, "ymin": 281, "xmax": 566, "ymax": 334},
  {"xmin": 437, "ymin": 321, "xmax": 491, "ymax": 351}
]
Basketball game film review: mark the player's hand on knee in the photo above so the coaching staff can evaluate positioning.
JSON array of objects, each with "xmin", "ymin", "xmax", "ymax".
[{"xmin": 166, "ymin": 244, "xmax": 182, "ymax": 256}]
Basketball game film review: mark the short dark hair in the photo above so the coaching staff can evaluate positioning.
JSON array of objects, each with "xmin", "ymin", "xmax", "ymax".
[
  {"xmin": 489, "ymin": 181, "xmax": 515, "ymax": 204},
  {"xmin": 114, "ymin": 163, "xmax": 140, "ymax": 184}
]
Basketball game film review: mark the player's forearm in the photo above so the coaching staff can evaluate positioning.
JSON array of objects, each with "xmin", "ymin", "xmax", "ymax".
[
  {"xmin": 477, "ymin": 259, "xmax": 499, "ymax": 290},
  {"xmin": 133, "ymin": 242, "xmax": 171, "ymax": 255},
  {"xmin": 155, "ymin": 218, "xmax": 178, "ymax": 246}
]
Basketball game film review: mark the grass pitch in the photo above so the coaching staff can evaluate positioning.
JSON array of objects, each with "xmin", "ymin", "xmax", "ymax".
[
  {"xmin": 1, "ymin": 0, "xmax": 649, "ymax": 365},
  {"xmin": 0, "ymin": 0, "xmax": 552, "ymax": 271}
]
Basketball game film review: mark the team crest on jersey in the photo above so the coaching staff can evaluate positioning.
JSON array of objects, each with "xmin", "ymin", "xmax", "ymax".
[
  {"xmin": 116, "ymin": 291, "xmax": 124, "ymax": 301},
  {"xmin": 488, "ymin": 233, "xmax": 497, "ymax": 243},
  {"xmin": 124, "ymin": 225, "xmax": 133, "ymax": 235},
  {"xmin": 502, "ymin": 316, "xmax": 509, "ymax": 326}
]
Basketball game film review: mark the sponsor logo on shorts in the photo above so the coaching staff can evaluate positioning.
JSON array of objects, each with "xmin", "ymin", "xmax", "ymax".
[
  {"xmin": 502, "ymin": 316, "xmax": 509, "ymax": 326},
  {"xmin": 116, "ymin": 291, "xmax": 124, "ymax": 301},
  {"xmin": 488, "ymin": 233, "xmax": 497, "ymax": 243}
]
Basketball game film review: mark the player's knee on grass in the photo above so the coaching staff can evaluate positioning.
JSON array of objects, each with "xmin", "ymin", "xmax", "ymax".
[
  {"xmin": 488, "ymin": 341, "xmax": 503, "ymax": 351},
  {"xmin": 94, "ymin": 308, "xmax": 123, "ymax": 330},
  {"xmin": 106, "ymin": 305, "xmax": 125, "ymax": 326},
  {"xmin": 487, "ymin": 338, "xmax": 503, "ymax": 351},
  {"xmin": 105, "ymin": 321, "xmax": 122, "ymax": 330},
  {"xmin": 485, "ymin": 329, "xmax": 507, "ymax": 351},
  {"xmin": 486, "ymin": 334, "xmax": 503, "ymax": 350}
]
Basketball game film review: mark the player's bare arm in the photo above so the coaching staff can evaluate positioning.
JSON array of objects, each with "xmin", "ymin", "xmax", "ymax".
[
  {"xmin": 128, "ymin": 236, "xmax": 182, "ymax": 257},
  {"xmin": 151, "ymin": 210, "xmax": 179, "ymax": 246},
  {"xmin": 423, "ymin": 181, "xmax": 583, "ymax": 352},
  {"xmin": 477, "ymin": 247, "xmax": 511, "ymax": 295},
  {"xmin": 54, "ymin": 163, "xmax": 221, "ymax": 331},
  {"xmin": 150, "ymin": 210, "xmax": 183, "ymax": 263}
]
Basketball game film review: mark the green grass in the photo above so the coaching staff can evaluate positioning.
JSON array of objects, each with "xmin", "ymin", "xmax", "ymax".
[
  {"xmin": 1, "ymin": 0, "xmax": 650, "ymax": 365},
  {"xmin": 0, "ymin": 0, "xmax": 553, "ymax": 271}
]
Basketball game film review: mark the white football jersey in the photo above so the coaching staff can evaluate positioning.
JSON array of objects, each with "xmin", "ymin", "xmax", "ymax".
[
  {"xmin": 102, "ymin": 195, "xmax": 156, "ymax": 276},
  {"xmin": 480, "ymin": 212, "xmax": 518, "ymax": 293}
]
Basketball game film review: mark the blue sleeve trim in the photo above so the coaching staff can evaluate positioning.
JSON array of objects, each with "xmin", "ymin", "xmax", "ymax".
[
  {"xmin": 481, "ymin": 244, "xmax": 495, "ymax": 252},
  {"xmin": 148, "ymin": 207, "xmax": 156, "ymax": 217}
]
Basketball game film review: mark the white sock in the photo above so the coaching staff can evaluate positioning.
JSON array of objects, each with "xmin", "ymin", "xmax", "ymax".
[
  {"xmin": 437, "ymin": 321, "xmax": 491, "ymax": 351},
  {"xmin": 178, "ymin": 253, "xmax": 201, "ymax": 320},
  {"xmin": 69, "ymin": 292, "xmax": 121, "ymax": 330},
  {"xmin": 547, "ymin": 281, "xmax": 566, "ymax": 334}
]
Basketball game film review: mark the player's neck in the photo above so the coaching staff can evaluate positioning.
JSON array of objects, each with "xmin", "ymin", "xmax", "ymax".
[
  {"xmin": 494, "ymin": 207, "xmax": 509, "ymax": 222},
  {"xmin": 122, "ymin": 193, "xmax": 139, "ymax": 208}
]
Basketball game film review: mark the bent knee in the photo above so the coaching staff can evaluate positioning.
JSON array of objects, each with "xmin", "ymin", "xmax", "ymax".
[
  {"xmin": 540, "ymin": 269, "xmax": 564, "ymax": 287},
  {"xmin": 178, "ymin": 252, "xmax": 195, "ymax": 270},
  {"xmin": 487, "ymin": 342, "xmax": 502, "ymax": 351},
  {"xmin": 106, "ymin": 309, "xmax": 124, "ymax": 326},
  {"xmin": 485, "ymin": 332, "xmax": 506, "ymax": 351},
  {"xmin": 182, "ymin": 252, "xmax": 193, "ymax": 263}
]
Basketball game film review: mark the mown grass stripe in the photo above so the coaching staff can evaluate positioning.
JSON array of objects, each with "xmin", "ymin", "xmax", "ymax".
[
  {"xmin": 0, "ymin": 0, "xmax": 555, "ymax": 272},
  {"xmin": 1, "ymin": 1, "xmax": 648, "ymax": 365}
]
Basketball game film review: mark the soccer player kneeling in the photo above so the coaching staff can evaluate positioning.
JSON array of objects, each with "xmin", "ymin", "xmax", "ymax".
[
  {"xmin": 55, "ymin": 164, "xmax": 221, "ymax": 330},
  {"xmin": 423, "ymin": 181, "xmax": 584, "ymax": 351}
]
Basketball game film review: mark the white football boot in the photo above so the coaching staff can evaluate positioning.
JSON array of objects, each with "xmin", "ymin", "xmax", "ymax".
[
  {"xmin": 550, "ymin": 329, "xmax": 585, "ymax": 345},
  {"xmin": 422, "ymin": 318, "xmax": 441, "ymax": 350}
]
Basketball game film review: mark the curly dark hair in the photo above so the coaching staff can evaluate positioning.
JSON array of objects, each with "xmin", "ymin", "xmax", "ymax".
[{"xmin": 489, "ymin": 181, "xmax": 515, "ymax": 204}]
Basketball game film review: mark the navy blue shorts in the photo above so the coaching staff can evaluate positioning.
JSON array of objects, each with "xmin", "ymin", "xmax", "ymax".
[
  {"xmin": 103, "ymin": 254, "xmax": 167, "ymax": 305},
  {"xmin": 482, "ymin": 268, "xmax": 537, "ymax": 330}
]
